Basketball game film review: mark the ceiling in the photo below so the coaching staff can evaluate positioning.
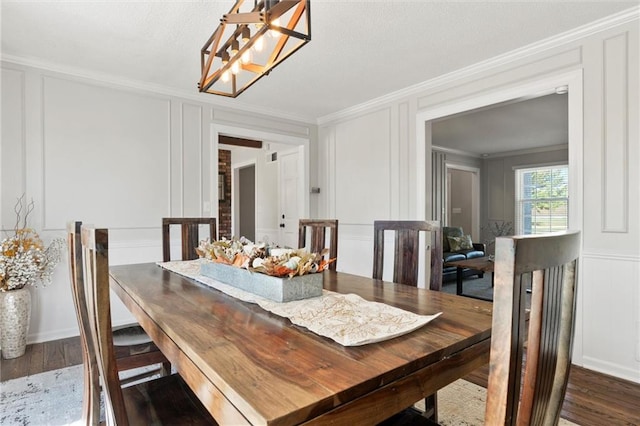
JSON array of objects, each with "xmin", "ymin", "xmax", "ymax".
[
  {"xmin": 1, "ymin": 1, "xmax": 636, "ymax": 123},
  {"xmin": 432, "ymin": 92, "xmax": 568, "ymax": 156}
]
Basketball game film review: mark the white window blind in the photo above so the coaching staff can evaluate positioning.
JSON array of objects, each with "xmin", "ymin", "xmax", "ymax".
[{"xmin": 515, "ymin": 165, "xmax": 569, "ymax": 235}]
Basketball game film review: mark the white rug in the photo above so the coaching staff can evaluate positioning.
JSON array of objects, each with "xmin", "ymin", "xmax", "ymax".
[
  {"xmin": 435, "ymin": 380, "xmax": 578, "ymax": 426},
  {"xmin": 0, "ymin": 365, "xmax": 161, "ymax": 426},
  {"xmin": 1, "ymin": 365, "xmax": 86, "ymax": 426},
  {"xmin": 1, "ymin": 365, "xmax": 578, "ymax": 425}
]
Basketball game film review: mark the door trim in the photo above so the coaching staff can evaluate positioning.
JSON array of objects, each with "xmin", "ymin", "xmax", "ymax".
[
  {"xmin": 210, "ymin": 124, "xmax": 311, "ymax": 222},
  {"xmin": 415, "ymin": 68, "xmax": 584, "ymax": 363},
  {"xmin": 445, "ymin": 163, "xmax": 481, "ymax": 241}
]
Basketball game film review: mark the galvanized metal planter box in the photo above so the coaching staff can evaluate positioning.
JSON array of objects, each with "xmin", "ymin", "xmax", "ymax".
[{"xmin": 200, "ymin": 262, "xmax": 323, "ymax": 302}]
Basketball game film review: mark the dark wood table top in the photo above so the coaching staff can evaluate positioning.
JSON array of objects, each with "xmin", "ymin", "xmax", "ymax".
[
  {"xmin": 445, "ymin": 256, "xmax": 495, "ymax": 273},
  {"xmin": 110, "ymin": 263, "xmax": 493, "ymax": 425}
]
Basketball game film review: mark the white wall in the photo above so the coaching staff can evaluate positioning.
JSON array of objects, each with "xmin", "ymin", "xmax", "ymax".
[
  {"xmin": 0, "ymin": 62, "xmax": 316, "ymax": 343},
  {"xmin": 318, "ymin": 14, "xmax": 640, "ymax": 382}
]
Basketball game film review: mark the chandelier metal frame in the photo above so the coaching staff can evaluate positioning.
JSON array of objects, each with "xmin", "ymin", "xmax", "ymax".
[{"xmin": 199, "ymin": 0, "xmax": 311, "ymax": 97}]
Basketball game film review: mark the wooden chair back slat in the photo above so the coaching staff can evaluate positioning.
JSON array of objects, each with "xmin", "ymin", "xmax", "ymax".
[
  {"xmin": 372, "ymin": 220, "xmax": 442, "ymax": 290},
  {"xmin": 298, "ymin": 219, "xmax": 338, "ymax": 271},
  {"xmin": 162, "ymin": 218, "xmax": 217, "ymax": 262},
  {"xmin": 485, "ymin": 231, "xmax": 580, "ymax": 425},
  {"xmin": 67, "ymin": 221, "xmax": 100, "ymax": 426},
  {"xmin": 81, "ymin": 225, "xmax": 130, "ymax": 426}
]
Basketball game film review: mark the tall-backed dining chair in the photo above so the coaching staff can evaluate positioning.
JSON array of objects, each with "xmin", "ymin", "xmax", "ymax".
[
  {"xmin": 372, "ymin": 220, "xmax": 442, "ymax": 422},
  {"xmin": 298, "ymin": 219, "xmax": 339, "ymax": 271},
  {"xmin": 78, "ymin": 224, "xmax": 217, "ymax": 426},
  {"xmin": 386, "ymin": 231, "xmax": 582, "ymax": 426},
  {"xmin": 162, "ymin": 217, "xmax": 217, "ymax": 262},
  {"xmin": 68, "ymin": 222, "xmax": 169, "ymax": 387},
  {"xmin": 485, "ymin": 230, "xmax": 580, "ymax": 425},
  {"xmin": 372, "ymin": 220, "xmax": 443, "ymax": 290}
]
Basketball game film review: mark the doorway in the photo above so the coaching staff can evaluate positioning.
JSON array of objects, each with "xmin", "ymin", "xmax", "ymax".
[
  {"xmin": 446, "ymin": 164, "xmax": 480, "ymax": 241},
  {"xmin": 278, "ymin": 148, "xmax": 302, "ymax": 248},
  {"xmin": 416, "ymin": 69, "xmax": 584, "ymax": 359},
  {"xmin": 211, "ymin": 123, "xmax": 310, "ymax": 245},
  {"xmin": 416, "ymin": 71, "xmax": 583, "ymax": 237},
  {"xmin": 237, "ymin": 164, "xmax": 256, "ymax": 241}
]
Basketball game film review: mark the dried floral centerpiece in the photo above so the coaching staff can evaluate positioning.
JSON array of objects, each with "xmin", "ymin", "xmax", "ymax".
[
  {"xmin": 196, "ymin": 237, "xmax": 334, "ymax": 302},
  {"xmin": 196, "ymin": 237, "xmax": 334, "ymax": 278},
  {"xmin": 0, "ymin": 196, "xmax": 65, "ymax": 292}
]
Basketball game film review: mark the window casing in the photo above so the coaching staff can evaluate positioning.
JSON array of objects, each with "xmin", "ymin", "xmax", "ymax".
[{"xmin": 515, "ymin": 165, "xmax": 569, "ymax": 235}]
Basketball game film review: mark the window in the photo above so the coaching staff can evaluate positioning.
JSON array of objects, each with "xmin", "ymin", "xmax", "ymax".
[{"xmin": 515, "ymin": 165, "xmax": 569, "ymax": 235}]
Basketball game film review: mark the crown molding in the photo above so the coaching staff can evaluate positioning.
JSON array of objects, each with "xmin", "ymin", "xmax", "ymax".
[
  {"xmin": 0, "ymin": 54, "xmax": 317, "ymax": 125},
  {"xmin": 433, "ymin": 143, "xmax": 569, "ymax": 160},
  {"xmin": 485, "ymin": 143, "xmax": 569, "ymax": 159},
  {"xmin": 317, "ymin": 5, "xmax": 640, "ymax": 125},
  {"xmin": 432, "ymin": 145, "xmax": 481, "ymax": 159}
]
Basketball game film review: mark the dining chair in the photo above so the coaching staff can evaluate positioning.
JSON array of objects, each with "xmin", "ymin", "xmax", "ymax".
[
  {"xmin": 372, "ymin": 220, "xmax": 443, "ymax": 290},
  {"xmin": 385, "ymin": 231, "xmax": 582, "ymax": 426},
  {"xmin": 372, "ymin": 220, "xmax": 442, "ymax": 422},
  {"xmin": 67, "ymin": 222, "xmax": 169, "ymax": 395},
  {"xmin": 162, "ymin": 217, "xmax": 217, "ymax": 262},
  {"xmin": 485, "ymin": 230, "xmax": 580, "ymax": 425},
  {"xmin": 78, "ymin": 224, "xmax": 217, "ymax": 426},
  {"xmin": 298, "ymin": 219, "xmax": 339, "ymax": 270}
]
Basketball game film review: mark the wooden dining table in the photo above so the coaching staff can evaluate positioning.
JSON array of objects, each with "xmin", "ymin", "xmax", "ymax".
[{"xmin": 109, "ymin": 263, "xmax": 493, "ymax": 426}]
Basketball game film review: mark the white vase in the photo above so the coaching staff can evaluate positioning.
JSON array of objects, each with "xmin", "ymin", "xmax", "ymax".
[{"xmin": 0, "ymin": 287, "xmax": 32, "ymax": 359}]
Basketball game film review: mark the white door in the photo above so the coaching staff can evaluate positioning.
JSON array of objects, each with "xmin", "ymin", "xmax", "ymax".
[{"xmin": 278, "ymin": 149, "xmax": 300, "ymax": 248}]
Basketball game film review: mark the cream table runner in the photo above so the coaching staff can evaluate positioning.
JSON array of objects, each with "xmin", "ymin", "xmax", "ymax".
[{"xmin": 158, "ymin": 259, "xmax": 441, "ymax": 346}]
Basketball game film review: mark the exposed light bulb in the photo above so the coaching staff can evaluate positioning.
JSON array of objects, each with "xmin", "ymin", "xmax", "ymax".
[
  {"xmin": 231, "ymin": 39, "xmax": 239, "ymax": 56},
  {"xmin": 221, "ymin": 70, "xmax": 230, "ymax": 82},
  {"xmin": 231, "ymin": 61, "xmax": 240, "ymax": 74},
  {"xmin": 241, "ymin": 26, "xmax": 251, "ymax": 43},
  {"xmin": 254, "ymin": 35, "xmax": 264, "ymax": 52},
  {"xmin": 241, "ymin": 50, "xmax": 252, "ymax": 64},
  {"xmin": 269, "ymin": 18, "xmax": 280, "ymax": 37}
]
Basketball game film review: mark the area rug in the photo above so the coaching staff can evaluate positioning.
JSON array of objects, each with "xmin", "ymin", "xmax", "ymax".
[
  {"xmin": 1, "ymin": 365, "xmax": 578, "ymax": 425},
  {"xmin": 433, "ymin": 380, "xmax": 578, "ymax": 426},
  {"xmin": 441, "ymin": 274, "xmax": 495, "ymax": 300}
]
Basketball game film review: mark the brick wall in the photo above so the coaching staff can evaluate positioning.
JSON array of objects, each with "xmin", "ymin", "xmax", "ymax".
[{"xmin": 218, "ymin": 149, "xmax": 232, "ymax": 239}]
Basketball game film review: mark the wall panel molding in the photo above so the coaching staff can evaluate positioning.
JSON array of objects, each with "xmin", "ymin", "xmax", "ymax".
[
  {"xmin": 1, "ymin": 56, "xmax": 315, "ymax": 125},
  {"xmin": 0, "ymin": 67, "xmax": 26, "ymax": 230},
  {"xmin": 334, "ymin": 108, "xmax": 392, "ymax": 223},
  {"xmin": 398, "ymin": 102, "xmax": 410, "ymax": 218},
  {"xmin": 40, "ymin": 75, "xmax": 171, "ymax": 230},
  {"xmin": 181, "ymin": 103, "xmax": 204, "ymax": 216},
  {"xmin": 582, "ymin": 251, "xmax": 640, "ymax": 262},
  {"xmin": 601, "ymin": 32, "xmax": 629, "ymax": 233}
]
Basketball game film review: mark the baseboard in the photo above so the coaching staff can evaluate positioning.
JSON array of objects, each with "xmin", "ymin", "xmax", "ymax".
[
  {"xmin": 27, "ymin": 327, "xmax": 79, "ymax": 345},
  {"xmin": 582, "ymin": 356, "xmax": 640, "ymax": 384}
]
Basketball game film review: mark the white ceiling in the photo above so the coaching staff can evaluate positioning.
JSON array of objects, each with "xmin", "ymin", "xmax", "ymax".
[
  {"xmin": 432, "ymin": 93, "xmax": 568, "ymax": 156},
  {"xmin": 1, "ymin": 1, "xmax": 635, "ymax": 123}
]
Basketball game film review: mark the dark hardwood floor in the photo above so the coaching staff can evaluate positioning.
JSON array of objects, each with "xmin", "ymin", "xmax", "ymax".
[{"xmin": 2, "ymin": 336, "xmax": 640, "ymax": 425}]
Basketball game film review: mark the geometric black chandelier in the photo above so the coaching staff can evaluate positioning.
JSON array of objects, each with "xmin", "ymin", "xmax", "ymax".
[{"xmin": 198, "ymin": 0, "xmax": 311, "ymax": 98}]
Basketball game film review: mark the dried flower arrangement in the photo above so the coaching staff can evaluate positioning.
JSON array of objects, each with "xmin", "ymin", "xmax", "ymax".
[
  {"xmin": 0, "ymin": 196, "xmax": 65, "ymax": 291},
  {"xmin": 196, "ymin": 237, "xmax": 334, "ymax": 278}
]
